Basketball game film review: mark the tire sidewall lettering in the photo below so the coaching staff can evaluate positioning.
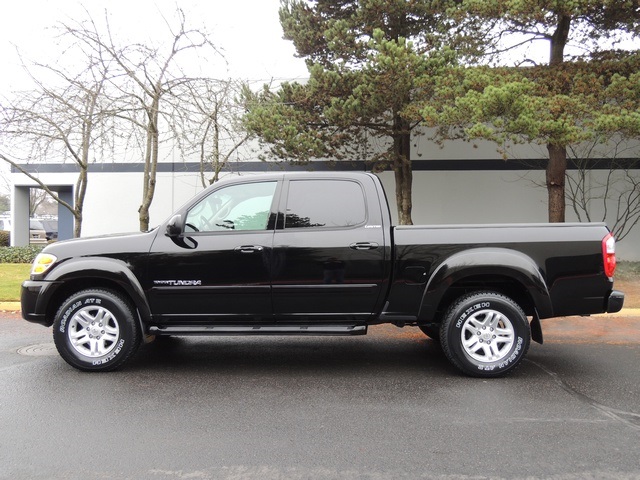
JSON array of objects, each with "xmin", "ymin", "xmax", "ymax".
[
  {"xmin": 455, "ymin": 301, "xmax": 493, "ymax": 328},
  {"xmin": 53, "ymin": 289, "xmax": 139, "ymax": 372},
  {"xmin": 82, "ymin": 297, "xmax": 102, "ymax": 306},
  {"xmin": 442, "ymin": 292, "xmax": 531, "ymax": 377},
  {"xmin": 58, "ymin": 300, "xmax": 82, "ymax": 333},
  {"xmin": 92, "ymin": 339, "xmax": 126, "ymax": 366},
  {"xmin": 60, "ymin": 296, "xmax": 121, "ymax": 362},
  {"xmin": 455, "ymin": 303, "xmax": 521, "ymax": 371},
  {"xmin": 473, "ymin": 336, "xmax": 524, "ymax": 372},
  {"xmin": 496, "ymin": 336, "xmax": 524, "ymax": 370}
]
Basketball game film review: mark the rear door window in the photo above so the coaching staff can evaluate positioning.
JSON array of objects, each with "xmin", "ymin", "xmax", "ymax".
[{"xmin": 284, "ymin": 180, "xmax": 366, "ymax": 229}]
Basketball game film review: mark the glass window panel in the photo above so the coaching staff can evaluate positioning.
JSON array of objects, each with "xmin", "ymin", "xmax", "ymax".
[
  {"xmin": 285, "ymin": 180, "xmax": 366, "ymax": 229},
  {"xmin": 185, "ymin": 181, "xmax": 277, "ymax": 232}
]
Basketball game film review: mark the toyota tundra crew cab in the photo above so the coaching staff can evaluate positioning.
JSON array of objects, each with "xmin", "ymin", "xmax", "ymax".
[{"xmin": 21, "ymin": 172, "xmax": 625, "ymax": 377}]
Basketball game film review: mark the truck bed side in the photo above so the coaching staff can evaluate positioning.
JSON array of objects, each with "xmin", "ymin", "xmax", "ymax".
[{"xmin": 382, "ymin": 223, "xmax": 615, "ymax": 323}]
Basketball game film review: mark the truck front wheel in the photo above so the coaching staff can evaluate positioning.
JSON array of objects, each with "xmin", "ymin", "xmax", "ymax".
[
  {"xmin": 440, "ymin": 291, "xmax": 531, "ymax": 377},
  {"xmin": 53, "ymin": 289, "xmax": 140, "ymax": 372}
]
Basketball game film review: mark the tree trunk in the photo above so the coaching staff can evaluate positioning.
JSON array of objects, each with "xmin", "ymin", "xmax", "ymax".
[
  {"xmin": 549, "ymin": 14, "xmax": 571, "ymax": 66},
  {"xmin": 545, "ymin": 13, "xmax": 571, "ymax": 223},
  {"xmin": 75, "ymin": 95, "xmax": 95, "ymax": 238},
  {"xmin": 74, "ymin": 211, "xmax": 83, "ymax": 239},
  {"xmin": 393, "ymin": 116, "xmax": 413, "ymax": 225},
  {"xmin": 139, "ymin": 95, "xmax": 160, "ymax": 231},
  {"xmin": 546, "ymin": 143, "xmax": 567, "ymax": 222},
  {"xmin": 74, "ymin": 168, "xmax": 88, "ymax": 237}
]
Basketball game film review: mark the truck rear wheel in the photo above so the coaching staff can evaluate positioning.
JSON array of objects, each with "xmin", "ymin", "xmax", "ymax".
[
  {"xmin": 440, "ymin": 291, "xmax": 530, "ymax": 377},
  {"xmin": 53, "ymin": 289, "xmax": 140, "ymax": 372}
]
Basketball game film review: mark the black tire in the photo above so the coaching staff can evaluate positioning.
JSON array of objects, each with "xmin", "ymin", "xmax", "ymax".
[
  {"xmin": 53, "ymin": 289, "xmax": 140, "ymax": 372},
  {"xmin": 440, "ymin": 291, "xmax": 530, "ymax": 378},
  {"xmin": 418, "ymin": 324, "xmax": 441, "ymax": 342}
]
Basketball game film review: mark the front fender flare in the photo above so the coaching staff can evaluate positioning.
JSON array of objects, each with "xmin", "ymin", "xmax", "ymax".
[{"xmin": 45, "ymin": 257, "xmax": 152, "ymax": 328}]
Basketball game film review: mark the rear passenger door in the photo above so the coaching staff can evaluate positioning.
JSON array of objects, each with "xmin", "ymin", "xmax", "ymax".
[{"xmin": 271, "ymin": 176, "xmax": 387, "ymax": 322}]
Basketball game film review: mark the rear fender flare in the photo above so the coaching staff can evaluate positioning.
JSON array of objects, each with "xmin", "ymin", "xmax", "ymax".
[{"xmin": 418, "ymin": 248, "xmax": 552, "ymax": 322}]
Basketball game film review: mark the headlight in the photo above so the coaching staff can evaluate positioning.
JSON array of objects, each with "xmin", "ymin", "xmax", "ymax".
[{"xmin": 31, "ymin": 253, "xmax": 57, "ymax": 276}]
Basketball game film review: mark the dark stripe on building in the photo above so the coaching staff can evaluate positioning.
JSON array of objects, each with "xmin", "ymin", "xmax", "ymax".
[{"xmin": 12, "ymin": 158, "xmax": 639, "ymax": 174}]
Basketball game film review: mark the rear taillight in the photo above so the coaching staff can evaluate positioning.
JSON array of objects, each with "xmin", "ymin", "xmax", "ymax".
[{"xmin": 602, "ymin": 233, "xmax": 616, "ymax": 278}]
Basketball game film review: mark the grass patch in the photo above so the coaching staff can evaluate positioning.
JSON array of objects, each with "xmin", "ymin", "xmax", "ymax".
[
  {"xmin": 0, "ymin": 264, "xmax": 31, "ymax": 301},
  {"xmin": 615, "ymin": 261, "xmax": 640, "ymax": 281}
]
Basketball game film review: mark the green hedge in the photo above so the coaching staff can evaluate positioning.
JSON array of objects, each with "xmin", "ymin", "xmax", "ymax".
[
  {"xmin": 0, "ymin": 230, "xmax": 9, "ymax": 247},
  {"xmin": 0, "ymin": 245, "xmax": 44, "ymax": 263}
]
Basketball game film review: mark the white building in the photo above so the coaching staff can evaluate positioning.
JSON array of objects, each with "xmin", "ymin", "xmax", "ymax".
[{"xmin": 9, "ymin": 134, "xmax": 640, "ymax": 260}]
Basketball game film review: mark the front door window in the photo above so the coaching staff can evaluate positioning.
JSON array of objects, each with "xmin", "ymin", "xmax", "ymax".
[{"xmin": 185, "ymin": 181, "xmax": 277, "ymax": 232}]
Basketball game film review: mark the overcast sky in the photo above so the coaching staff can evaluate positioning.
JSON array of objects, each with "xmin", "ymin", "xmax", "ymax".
[
  {"xmin": 0, "ymin": 0, "xmax": 309, "ymax": 91},
  {"xmin": 0, "ymin": 1, "xmax": 312, "ymax": 191}
]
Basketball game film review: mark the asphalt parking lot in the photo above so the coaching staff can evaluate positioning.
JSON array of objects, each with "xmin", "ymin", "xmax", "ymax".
[{"xmin": 1, "ymin": 313, "xmax": 639, "ymax": 480}]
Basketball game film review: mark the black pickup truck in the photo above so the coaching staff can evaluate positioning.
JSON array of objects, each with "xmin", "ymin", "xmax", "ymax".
[{"xmin": 22, "ymin": 172, "xmax": 625, "ymax": 377}]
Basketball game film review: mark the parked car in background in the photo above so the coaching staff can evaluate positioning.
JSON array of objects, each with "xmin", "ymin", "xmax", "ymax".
[
  {"xmin": 0, "ymin": 216, "xmax": 55, "ymax": 244},
  {"xmin": 0, "ymin": 217, "xmax": 50, "ymax": 245},
  {"xmin": 40, "ymin": 219, "xmax": 58, "ymax": 241},
  {"xmin": 29, "ymin": 219, "xmax": 48, "ymax": 245}
]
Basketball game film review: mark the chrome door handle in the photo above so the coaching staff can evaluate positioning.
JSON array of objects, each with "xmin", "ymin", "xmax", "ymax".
[
  {"xmin": 234, "ymin": 245, "xmax": 264, "ymax": 253},
  {"xmin": 349, "ymin": 242, "xmax": 379, "ymax": 250}
]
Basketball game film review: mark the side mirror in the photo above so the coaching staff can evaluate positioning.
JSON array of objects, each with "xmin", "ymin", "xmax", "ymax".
[{"xmin": 165, "ymin": 214, "xmax": 183, "ymax": 237}]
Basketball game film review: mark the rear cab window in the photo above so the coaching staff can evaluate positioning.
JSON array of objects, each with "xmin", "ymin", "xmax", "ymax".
[{"xmin": 283, "ymin": 179, "xmax": 367, "ymax": 229}]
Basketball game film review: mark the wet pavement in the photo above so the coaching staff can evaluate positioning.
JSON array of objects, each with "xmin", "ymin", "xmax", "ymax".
[{"xmin": 1, "ymin": 312, "xmax": 639, "ymax": 480}]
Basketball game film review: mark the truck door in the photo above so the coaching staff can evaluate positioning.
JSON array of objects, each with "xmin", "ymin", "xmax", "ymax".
[
  {"xmin": 147, "ymin": 180, "xmax": 279, "ymax": 323},
  {"xmin": 271, "ymin": 177, "xmax": 387, "ymax": 322}
]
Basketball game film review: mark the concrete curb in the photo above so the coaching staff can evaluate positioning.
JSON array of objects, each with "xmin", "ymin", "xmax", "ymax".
[
  {"xmin": 593, "ymin": 308, "xmax": 640, "ymax": 317},
  {"xmin": 0, "ymin": 302, "xmax": 21, "ymax": 312}
]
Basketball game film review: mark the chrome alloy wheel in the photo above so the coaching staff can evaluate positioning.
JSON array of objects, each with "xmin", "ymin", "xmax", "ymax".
[
  {"xmin": 67, "ymin": 306, "xmax": 120, "ymax": 358},
  {"xmin": 460, "ymin": 309, "xmax": 515, "ymax": 363}
]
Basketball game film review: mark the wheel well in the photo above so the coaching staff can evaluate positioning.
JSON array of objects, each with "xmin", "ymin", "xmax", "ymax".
[
  {"xmin": 46, "ymin": 278, "xmax": 138, "ymax": 324},
  {"xmin": 434, "ymin": 275, "xmax": 535, "ymax": 322}
]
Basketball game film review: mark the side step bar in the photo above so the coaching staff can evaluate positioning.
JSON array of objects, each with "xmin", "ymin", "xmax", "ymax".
[{"xmin": 148, "ymin": 324, "xmax": 368, "ymax": 336}]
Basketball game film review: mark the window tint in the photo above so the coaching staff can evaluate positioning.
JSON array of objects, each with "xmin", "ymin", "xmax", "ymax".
[
  {"xmin": 285, "ymin": 180, "xmax": 366, "ymax": 229},
  {"xmin": 185, "ymin": 181, "xmax": 277, "ymax": 232}
]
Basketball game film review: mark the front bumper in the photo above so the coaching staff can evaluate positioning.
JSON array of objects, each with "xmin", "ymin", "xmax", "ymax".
[
  {"xmin": 21, "ymin": 280, "xmax": 61, "ymax": 327},
  {"xmin": 606, "ymin": 290, "xmax": 625, "ymax": 314}
]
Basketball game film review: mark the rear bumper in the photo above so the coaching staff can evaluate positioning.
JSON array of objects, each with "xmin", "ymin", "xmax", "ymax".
[{"xmin": 606, "ymin": 290, "xmax": 625, "ymax": 314}]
